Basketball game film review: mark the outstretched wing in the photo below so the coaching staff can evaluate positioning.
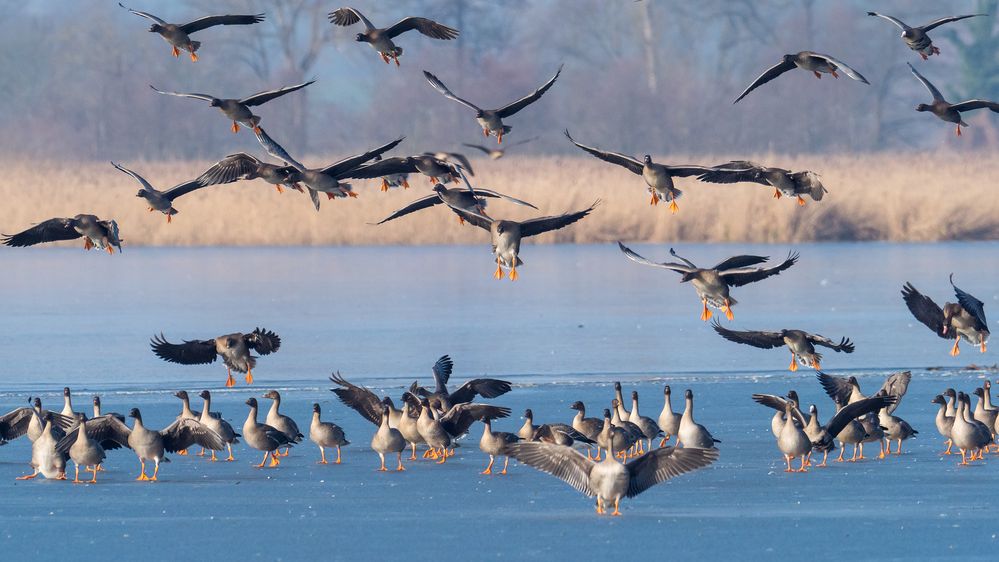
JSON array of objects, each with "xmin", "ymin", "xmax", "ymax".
[
  {"xmin": 712, "ymin": 255, "xmax": 769, "ymax": 271},
  {"xmin": 0, "ymin": 408, "xmax": 33, "ymax": 441},
  {"xmin": 245, "ymin": 328, "xmax": 280, "ymax": 356},
  {"xmin": 949, "ymin": 100, "xmax": 999, "ymax": 113},
  {"xmin": 110, "ymin": 161, "xmax": 155, "ymax": 191},
  {"xmin": 149, "ymin": 85, "xmax": 215, "ymax": 103},
  {"xmin": 750, "ymin": 393, "xmax": 789, "ymax": 412},
  {"xmin": 564, "ymin": 130, "xmax": 643, "ymax": 175},
  {"xmin": 901, "ymin": 282, "xmax": 947, "ymax": 338},
  {"xmin": 811, "ymin": 53, "xmax": 869, "ymax": 83},
  {"xmin": 906, "ymin": 63, "xmax": 944, "ymax": 101},
  {"xmin": 423, "ymin": 71, "xmax": 481, "ymax": 112},
  {"xmin": 179, "ymin": 14, "xmax": 265, "ymax": 34},
  {"xmin": 240, "ymin": 80, "xmax": 315, "ymax": 107},
  {"xmin": 440, "ymin": 403, "xmax": 510, "ymax": 437},
  {"xmin": 329, "ymin": 372, "xmax": 382, "ymax": 426},
  {"xmin": 321, "ymin": 137, "xmax": 406, "ymax": 177},
  {"xmin": 816, "ymin": 372, "xmax": 854, "ymax": 405},
  {"xmin": 920, "ymin": 13, "xmax": 987, "ymax": 33},
  {"xmin": 253, "ymin": 127, "xmax": 307, "ymax": 173},
  {"xmin": 118, "ymin": 3, "xmax": 165, "ymax": 25},
  {"xmin": 461, "ymin": 143, "xmax": 492, "ymax": 155},
  {"xmin": 878, "ymin": 371, "xmax": 911, "ymax": 414},
  {"xmin": 519, "ymin": 200, "xmax": 598, "ymax": 238},
  {"xmin": 150, "ymin": 334, "xmax": 218, "ymax": 365},
  {"xmin": 733, "ymin": 58, "xmax": 796, "ymax": 103},
  {"xmin": 371, "ymin": 194, "xmax": 441, "ymax": 225},
  {"xmin": 712, "ymin": 321, "xmax": 786, "ymax": 349},
  {"xmin": 866, "ymin": 12, "xmax": 910, "ymax": 31},
  {"xmin": 719, "ymin": 252, "xmax": 799, "ymax": 287},
  {"xmin": 340, "ymin": 156, "xmax": 416, "ymax": 180},
  {"xmin": 951, "ymin": 274, "xmax": 989, "ymax": 331},
  {"xmin": 162, "ymin": 178, "xmax": 214, "ymax": 202},
  {"xmin": 696, "ymin": 161, "xmax": 769, "ymax": 185},
  {"xmin": 431, "ymin": 355, "xmax": 453, "ymax": 389},
  {"xmin": 626, "ymin": 446, "xmax": 718, "ymax": 498},
  {"xmin": 432, "ymin": 152, "xmax": 474, "ymax": 176},
  {"xmin": 160, "ymin": 418, "xmax": 225, "ymax": 452},
  {"xmin": 328, "ymin": 7, "xmax": 375, "ymax": 30},
  {"xmin": 616, "ymin": 242, "xmax": 695, "ymax": 273},
  {"xmin": 825, "ymin": 395, "xmax": 897, "ymax": 438},
  {"xmin": 472, "ymin": 188, "xmax": 538, "ymax": 210},
  {"xmin": 806, "ymin": 334, "xmax": 855, "ymax": 353},
  {"xmin": 384, "ymin": 17, "xmax": 459, "ymax": 40},
  {"xmin": 1, "ymin": 218, "xmax": 81, "ymax": 247},
  {"xmin": 496, "ymin": 65, "xmax": 563, "ymax": 118},
  {"xmin": 506, "ymin": 442, "xmax": 595, "ymax": 496},
  {"xmin": 448, "ymin": 378, "xmax": 512, "ymax": 404},
  {"xmin": 195, "ymin": 153, "xmax": 264, "ymax": 185}
]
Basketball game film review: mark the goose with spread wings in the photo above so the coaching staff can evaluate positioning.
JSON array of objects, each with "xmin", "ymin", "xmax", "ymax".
[
  {"xmin": 817, "ymin": 371, "xmax": 912, "ymax": 414},
  {"xmin": 902, "ymin": 275, "xmax": 989, "ymax": 356},
  {"xmin": 408, "ymin": 355, "xmax": 513, "ymax": 412},
  {"xmin": 907, "ymin": 63, "xmax": 999, "ymax": 137},
  {"xmin": 734, "ymin": 51, "xmax": 868, "ymax": 104},
  {"xmin": 150, "ymin": 80, "xmax": 314, "ymax": 134},
  {"xmin": 696, "ymin": 161, "xmax": 827, "ymax": 206},
  {"xmin": 329, "ymin": 7, "xmax": 458, "ymax": 66},
  {"xmin": 868, "ymin": 12, "xmax": 986, "ymax": 60},
  {"xmin": 343, "ymin": 153, "xmax": 466, "ymax": 189},
  {"xmin": 448, "ymin": 201, "xmax": 599, "ymax": 281},
  {"xmin": 463, "ymin": 136, "xmax": 538, "ymax": 160},
  {"xmin": 111, "ymin": 161, "xmax": 242, "ymax": 223},
  {"xmin": 712, "ymin": 321, "xmax": 855, "ymax": 372},
  {"xmin": 253, "ymin": 127, "xmax": 404, "ymax": 210},
  {"xmin": 506, "ymin": 441, "xmax": 717, "ymax": 516},
  {"xmin": 617, "ymin": 242, "xmax": 798, "ymax": 321},
  {"xmin": 424, "ymin": 65, "xmax": 562, "ymax": 144},
  {"xmin": 194, "ymin": 153, "xmax": 303, "ymax": 195},
  {"xmin": 2, "ymin": 214, "xmax": 121, "ymax": 254},
  {"xmin": 150, "ymin": 328, "xmax": 281, "ymax": 388},
  {"xmin": 119, "ymin": 3, "xmax": 263, "ymax": 61},
  {"xmin": 565, "ymin": 130, "xmax": 710, "ymax": 213}
]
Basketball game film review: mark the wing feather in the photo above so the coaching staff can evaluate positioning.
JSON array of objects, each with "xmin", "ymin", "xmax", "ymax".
[
  {"xmin": 150, "ymin": 334, "xmax": 218, "ymax": 365},
  {"xmin": 712, "ymin": 321, "xmax": 786, "ymax": 349},
  {"xmin": 496, "ymin": 65, "xmax": 562, "ymax": 118},
  {"xmin": 626, "ymin": 446, "xmax": 718, "ymax": 497},
  {"xmin": 519, "ymin": 200, "xmax": 598, "ymax": 238},
  {"xmin": 506, "ymin": 442, "xmax": 596, "ymax": 496},
  {"xmin": 733, "ymin": 58, "xmax": 796, "ymax": 103}
]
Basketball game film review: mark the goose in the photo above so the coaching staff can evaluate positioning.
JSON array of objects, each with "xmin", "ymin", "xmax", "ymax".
[
  {"xmin": 462, "ymin": 137, "xmax": 538, "ymax": 160},
  {"xmin": 197, "ymin": 390, "xmax": 240, "ymax": 462},
  {"xmin": 944, "ymin": 388, "xmax": 958, "ymax": 419},
  {"xmin": 416, "ymin": 398, "xmax": 453, "ymax": 464},
  {"xmin": 372, "ymin": 403, "xmax": 406, "ymax": 471},
  {"xmin": 867, "ymin": 12, "xmax": 986, "ymax": 59},
  {"xmin": 597, "ymin": 409, "xmax": 638, "ymax": 461},
  {"xmin": 628, "ymin": 391, "xmax": 663, "ymax": 453},
  {"xmin": 618, "ymin": 243, "xmax": 797, "ymax": 321},
  {"xmin": 447, "ymin": 201, "xmax": 599, "ymax": 281},
  {"xmin": 569, "ymin": 401, "xmax": 603, "ymax": 459},
  {"xmin": 150, "ymin": 81, "xmax": 315, "ymax": 134},
  {"xmin": 952, "ymin": 392, "xmax": 991, "ymax": 464},
  {"xmin": 963, "ymin": 393, "xmax": 994, "ymax": 460},
  {"xmin": 2, "ymin": 215, "xmax": 121, "ymax": 254},
  {"xmin": 778, "ymin": 401, "xmax": 812, "ymax": 472},
  {"xmin": 713, "ymin": 322, "xmax": 854, "ymax": 372},
  {"xmin": 697, "ymin": 161, "xmax": 827, "ymax": 206},
  {"xmin": 533, "ymin": 423, "xmax": 595, "ymax": 449},
  {"xmin": 932, "ymin": 394, "xmax": 955, "ymax": 455},
  {"xmin": 395, "ymin": 396, "xmax": 425, "ymax": 460},
  {"xmin": 111, "ymin": 160, "xmax": 244, "ymax": 223},
  {"xmin": 507, "ymin": 441, "xmax": 718, "ymax": 516},
  {"xmin": 423, "ymin": 399, "xmax": 510, "ymax": 462},
  {"xmin": 119, "ymin": 3, "xmax": 263, "ymax": 61},
  {"xmin": 262, "ymin": 390, "xmax": 303, "ymax": 456},
  {"xmin": 17, "ymin": 412, "xmax": 68, "ymax": 480},
  {"xmin": 372, "ymin": 181, "xmax": 536, "ymax": 227},
  {"xmin": 610, "ymin": 400, "xmax": 646, "ymax": 456},
  {"xmin": 903, "ymin": 276, "xmax": 990, "ymax": 355},
  {"xmin": 55, "ymin": 413, "xmax": 130, "ymax": 483},
  {"xmin": 678, "ymin": 390, "xmax": 720, "ymax": 449},
  {"xmin": 803, "ymin": 405, "xmax": 830, "ymax": 467},
  {"xmin": 1, "ymin": 398, "xmax": 71, "ymax": 444},
  {"xmin": 750, "ymin": 391, "xmax": 805, "ymax": 438},
  {"xmin": 612, "ymin": 382, "xmax": 631, "ymax": 421},
  {"xmin": 478, "ymin": 416, "xmax": 520, "ymax": 474},
  {"xmin": 346, "ymin": 154, "xmax": 463, "ymax": 187},
  {"xmin": 907, "ymin": 63, "xmax": 999, "ymax": 136},
  {"xmin": 408, "ymin": 355, "xmax": 513, "ymax": 411},
  {"xmin": 151, "ymin": 328, "xmax": 281, "ymax": 387},
  {"xmin": 973, "ymin": 385, "xmax": 999, "ymax": 439},
  {"xmin": 657, "ymin": 386, "xmax": 682, "ymax": 446},
  {"xmin": 193, "ymin": 153, "xmax": 303, "ymax": 194},
  {"xmin": 424, "ymin": 66, "xmax": 562, "ymax": 144},
  {"xmin": 173, "ymin": 390, "xmax": 201, "ymax": 457},
  {"xmin": 812, "ymin": 396, "xmax": 897, "ymax": 462},
  {"xmin": 242, "ymin": 398, "xmax": 295, "ymax": 468},
  {"xmin": 518, "ymin": 409, "xmax": 538, "ymax": 441},
  {"xmin": 857, "ymin": 413, "xmax": 887, "ymax": 460},
  {"xmin": 878, "ymin": 403, "xmax": 918, "ymax": 456},
  {"xmin": 60, "ymin": 387, "xmax": 76, "ymax": 418},
  {"xmin": 329, "ymin": 7, "xmax": 458, "ymax": 66},
  {"xmin": 565, "ymin": 130, "xmax": 710, "ymax": 212},
  {"xmin": 733, "ymin": 51, "xmax": 868, "ymax": 104},
  {"xmin": 329, "ymin": 371, "xmax": 405, "ymax": 429},
  {"xmin": 833, "ymin": 401, "xmax": 868, "ymax": 463},
  {"xmin": 122, "ymin": 408, "xmax": 225, "ymax": 481},
  {"xmin": 309, "ymin": 404, "xmax": 349, "ymax": 465},
  {"xmin": 817, "ymin": 371, "xmax": 911, "ymax": 413}
]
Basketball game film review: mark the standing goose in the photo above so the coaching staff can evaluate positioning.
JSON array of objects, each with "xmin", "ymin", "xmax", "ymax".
[
  {"xmin": 565, "ymin": 130, "xmax": 710, "ymax": 212},
  {"xmin": 597, "ymin": 409, "xmax": 638, "ymax": 460},
  {"xmin": 1, "ymin": 397, "xmax": 72, "ymax": 444},
  {"xmin": 242, "ymin": 398, "xmax": 294, "ymax": 468},
  {"xmin": 507, "ymin": 441, "xmax": 718, "ymax": 516},
  {"xmin": 449, "ymin": 201, "xmax": 599, "ymax": 280},
  {"xmin": 329, "ymin": 7, "xmax": 458, "ymax": 66},
  {"xmin": 628, "ymin": 391, "xmax": 663, "ymax": 453},
  {"xmin": 713, "ymin": 322, "xmax": 854, "ymax": 372},
  {"xmin": 697, "ymin": 161, "xmax": 827, "ymax": 206},
  {"xmin": 878, "ymin": 402, "xmax": 918, "ymax": 456},
  {"xmin": 751, "ymin": 391, "xmax": 805, "ymax": 439},
  {"xmin": 816, "ymin": 371, "xmax": 912, "ymax": 414},
  {"xmin": 151, "ymin": 328, "xmax": 281, "ymax": 387},
  {"xmin": 111, "ymin": 160, "xmax": 245, "ymax": 223},
  {"xmin": 372, "ymin": 403, "xmax": 406, "ymax": 471},
  {"xmin": 262, "ymin": 390, "xmax": 303, "ymax": 456},
  {"xmin": 902, "ymin": 276, "xmax": 990, "ymax": 356},
  {"xmin": 833, "ymin": 400, "xmax": 868, "ymax": 463},
  {"xmin": 932, "ymin": 394, "xmax": 956, "ymax": 455},
  {"xmin": 119, "ymin": 3, "xmax": 263, "ymax": 61},
  {"xmin": 416, "ymin": 398, "xmax": 452, "ymax": 464},
  {"xmin": 612, "ymin": 382, "xmax": 631, "ymax": 421},
  {"xmin": 122, "ymin": 408, "xmax": 225, "ymax": 481},
  {"xmin": 478, "ymin": 416, "xmax": 520, "ymax": 475},
  {"xmin": 857, "ymin": 413, "xmax": 887, "ymax": 460},
  {"xmin": 194, "ymin": 153, "xmax": 303, "ymax": 194},
  {"xmin": 424, "ymin": 66, "xmax": 563, "ymax": 144},
  {"xmin": 197, "ymin": 390, "xmax": 240, "ymax": 462},
  {"xmin": 17, "ymin": 412, "xmax": 68, "ymax": 481},
  {"xmin": 309, "ymin": 404, "xmax": 349, "ymax": 465},
  {"xmin": 811, "ymin": 396, "xmax": 898, "ymax": 460},
  {"xmin": 657, "ymin": 386, "xmax": 682, "ymax": 446},
  {"xmin": 868, "ymin": 12, "xmax": 987, "ymax": 60},
  {"xmin": 2, "ymin": 215, "xmax": 121, "ymax": 254},
  {"xmin": 777, "ymin": 401, "xmax": 812, "ymax": 472},
  {"xmin": 462, "ymin": 137, "xmax": 538, "ymax": 160},
  {"xmin": 610, "ymin": 400, "xmax": 646, "ymax": 456},
  {"xmin": 518, "ymin": 409, "xmax": 539, "ymax": 441},
  {"xmin": 803, "ymin": 405, "xmax": 830, "ymax": 467},
  {"xmin": 972, "ymin": 385, "xmax": 998, "ymax": 439},
  {"xmin": 60, "ymin": 387, "xmax": 77, "ymax": 418},
  {"xmin": 951, "ymin": 392, "xmax": 991, "ymax": 465},
  {"xmin": 678, "ymin": 390, "xmax": 720, "ymax": 449},
  {"xmin": 55, "ymin": 413, "xmax": 131, "ymax": 483},
  {"xmin": 373, "ymin": 182, "xmax": 536, "ymax": 227},
  {"xmin": 733, "ymin": 51, "xmax": 868, "ymax": 103},
  {"xmin": 150, "ymin": 80, "xmax": 315, "ymax": 134},
  {"xmin": 173, "ymin": 390, "xmax": 202, "ymax": 456},
  {"xmin": 907, "ymin": 63, "xmax": 999, "ymax": 136},
  {"xmin": 396, "ymin": 395, "xmax": 425, "ymax": 460},
  {"xmin": 569, "ymin": 401, "xmax": 603, "ymax": 459},
  {"xmin": 618, "ymin": 243, "xmax": 798, "ymax": 321}
]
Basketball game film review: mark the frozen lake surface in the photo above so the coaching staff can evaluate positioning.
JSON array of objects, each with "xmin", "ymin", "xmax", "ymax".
[{"xmin": 2, "ymin": 243, "xmax": 998, "ymax": 559}]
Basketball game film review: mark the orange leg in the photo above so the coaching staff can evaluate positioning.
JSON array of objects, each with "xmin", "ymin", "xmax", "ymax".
[
  {"xmin": 773, "ymin": 187, "xmax": 782, "ymax": 199},
  {"xmin": 784, "ymin": 454, "xmax": 794, "ymax": 472},
  {"xmin": 172, "ymin": 46, "xmax": 180, "ymax": 58},
  {"xmin": 956, "ymin": 125, "xmax": 962, "ymax": 137},
  {"xmin": 812, "ymin": 360, "xmax": 822, "ymax": 371},
  {"xmin": 326, "ymin": 192, "xmax": 335, "ymax": 200},
  {"xmin": 481, "ymin": 455, "xmax": 495, "ymax": 475},
  {"xmin": 497, "ymin": 130, "xmax": 503, "ymax": 144},
  {"xmin": 722, "ymin": 298, "xmax": 734, "ymax": 321},
  {"xmin": 610, "ymin": 497, "xmax": 621, "ymax": 516},
  {"xmin": 667, "ymin": 198, "xmax": 679, "ymax": 214},
  {"xmin": 392, "ymin": 53, "xmax": 400, "ymax": 67},
  {"xmin": 166, "ymin": 214, "xmax": 172, "ymax": 224},
  {"xmin": 268, "ymin": 452, "xmax": 281, "ymax": 467},
  {"xmin": 699, "ymin": 299, "xmax": 713, "ymax": 321},
  {"xmin": 493, "ymin": 257, "xmax": 504, "ymax": 280},
  {"xmin": 335, "ymin": 446, "xmax": 342, "ymax": 464},
  {"xmin": 274, "ymin": 184, "xmax": 285, "ymax": 194},
  {"xmin": 380, "ymin": 179, "xmax": 389, "ymax": 192},
  {"xmin": 396, "ymin": 453, "xmax": 405, "ymax": 471},
  {"xmin": 231, "ymin": 122, "xmax": 239, "ymax": 133},
  {"xmin": 796, "ymin": 195, "xmax": 806, "ymax": 206},
  {"xmin": 813, "ymin": 71, "xmax": 822, "ymax": 79},
  {"xmin": 483, "ymin": 128, "xmax": 489, "ymax": 138},
  {"xmin": 401, "ymin": 178, "xmax": 410, "ymax": 188},
  {"xmin": 16, "ymin": 470, "xmax": 39, "ymax": 480},
  {"xmin": 436, "ymin": 447, "xmax": 447, "ymax": 464},
  {"xmin": 253, "ymin": 125, "xmax": 262, "ymax": 134},
  {"xmin": 509, "ymin": 263, "xmax": 519, "ymax": 281},
  {"xmin": 225, "ymin": 367, "xmax": 235, "ymax": 388},
  {"xmin": 788, "ymin": 354, "xmax": 799, "ymax": 372},
  {"xmin": 830, "ymin": 70, "xmax": 839, "ymax": 79},
  {"xmin": 347, "ymin": 191, "xmax": 358, "ymax": 198},
  {"xmin": 189, "ymin": 51, "xmax": 198, "ymax": 62},
  {"xmin": 245, "ymin": 368, "xmax": 253, "ymax": 385},
  {"xmin": 649, "ymin": 191, "xmax": 660, "ymax": 206},
  {"xmin": 458, "ymin": 216, "xmax": 466, "ymax": 226},
  {"xmin": 500, "ymin": 456, "xmax": 510, "ymax": 475},
  {"xmin": 84, "ymin": 238, "xmax": 94, "ymax": 251},
  {"xmin": 981, "ymin": 340, "xmax": 987, "ymax": 353},
  {"xmin": 920, "ymin": 53, "xmax": 928, "ymax": 61},
  {"xmin": 950, "ymin": 337, "xmax": 961, "ymax": 357},
  {"xmin": 380, "ymin": 53, "xmax": 390, "ymax": 64}
]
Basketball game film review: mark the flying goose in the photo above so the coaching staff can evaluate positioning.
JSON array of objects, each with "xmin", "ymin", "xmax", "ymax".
[
  {"xmin": 424, "ymin": 65, "xmax": 563, "ymax": 144},
  {"xmin": 111, "ymin": 161, "xmax": 242, "ymax": 223},
  {"xmin": 119, "ymin": 3, "xmax": 263, "ymax": 61},
  {"xmin": 194, "ymin": 153, "xmax": 303, "ymax": 194},
  {"xmin": 867, "ymin": 12, "xmax": 986, "ymax": 59},
  {"xmin": 902, "ymin": 275, "xmax": 989, "ymax": 356},
  {"xmin": 150, "ymin": 328, "xmax": 281, "ymax": 387},
  {"xmin": 2, "ymin": 215, "xmax": 121, "ymax": 254},
  {"xmin": 329, "ymin": 7, "xmax": 458, "ymax": 66},
  {"xmin": 907, "ymin": 63, "xmax": 999, "ymax": 136},
  {"xmin": 262, "ymin": 390, "xmax": 303, "ymax": 456},
  {"xmin": 618, "ymin": 242, "xmax": 798, "ymax": 321},
  {"xmin": 565, "ymin": 130, "xmax": 710, "ymax": 212},
  {"xmin": 696, "ymin": 161, "xmax": 827, "ymax": 206},
  {"xmin": 713, "ymin": 322, "xmax": 855, "ymax": 371},
  {"xmin": 372, "ymin": 179, "xmax": 536, "ymax": 226},
  {"xmin": 816, "ymin": 371, "xmax": 911, "ymax": 414},
  {"xmin": 150, "ymin": 80, "xmax": 315, "ymax": 134},
  {"xmin": 733, "ymin": 51, "xmax": 868, "ymax": 104},
  {"xmin": 507, "ymin": 441, "xmax": 718, "ymax": 516},
  {"xmin": 408, "ymin": 355, "xmax": 513, "ymax": 411},
  {"xmin": 343, "ymin": 154, "xmax": 464, "ymax": 188},
  {"xmin": 243, "ymin": 398, "xmax": 295, "ymax": 468},
  {"xmin": 462, "ymin": 136, "xmax": 538, "ymax": 160},
  {"xmin": 197, "ymin": 391, "xmax": 240, "ymax": 462},
  {"xmin": 449, "ymin": 201, "xmax": 599, "ymax": 281},
  {"xmin": 309, "ymin": 404, "xmax": 349, "ymax": 464}
]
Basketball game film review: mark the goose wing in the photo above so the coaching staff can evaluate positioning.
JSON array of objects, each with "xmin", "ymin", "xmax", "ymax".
[
  {"xmin": 616, "ymin": 242, "xmax": 695, "ymax": 273},
  {"xmin": 920, "ymin": 14, "xmax": 987, "ymax": 33},
  {"xmin": 519, "ymin": 200, "xmax": 598, "ymax": 238},
  {"xmin": 329, "ymin": 372, "xmax": 382, "ymax": 426},
  {"xmin": 496, "ymin": 65, "xmax": 562, "ymax": 118},
  {"xmin": 384, "ymin": 17, "xmax": 459, "ymax": 40},
  {"xmin": 712, "ymin": 322, "xmax": 786, "ymax": 349},
  {"xmin": 160, "ymin": 418, "xmax": 225, "ymax": 452},
  {"xmin": 328, "ymin": 7, "xmax": 376, "ymax": 30},
  {"xmin": 448, "ymin": 379, "xmax": 513, "ymax": 404},
  {"xmin": 733, "ymin": 58, "xmax": 797, "ymax": 103},
  {"xmin": 626, "ymin": 446, "xmax": 719, "ymax": 497},
  {"xmin": 810, "ymin": 53, "xmax": 869, "ymax": 83},
  {"xmin": 718, "ymin": 252, "xmax": 798, "ymax": 287},
  {"xmin": 951, "ymin": 274, "xmax": 989, "ymax": 331},
  {"xmin": 372, "ymin": 195, "xmax": 442, "ymax": 225},
  {"xmin": 901, "ymin": 282, "xmax": 947, "ymax": 338},
  {"xmin": 949, "ymin": 100, "xmax": 999, "ymax": 113},
  {"xmin": 807, "ymin": 333, "xmax": 855, "ymax": 353},
  {"xmin": 149, "ymin": 85, "xmax": 215, "ymax": 103},
  {"xmin": 505, "ymin": 442, "xmax": 596, "ymax": 496},
  {"xmin": 245, "ymin": 328, "xmax": 281, "ymax": 356},
  {"xmin": 2, "ymin": 218, "xmax": 82, "ymax": 247},
  {"xmin": 878, "ymin": 371, "xmax": 912, "ymax": 414},
  {"xmin": 564, "ymin": 130, "xmax": 643, "ymax": 174},
  {"xmin": 240, "ymin": 80, "xmax": 315, "ymax": 107},
  {"xmin": 150, "ymin": 334, "xmax": 218, "ymax": 365},
  {"xmin": 906, "ymin": 62, "xmax": 944, "ymax": 101},
  {"xmin": 179, "ymin": 13, "xmax": 265, "ymax": 34},
  {"xmin": 423, "ymin": 71, "xmax": 481, "ymax": 112},
  {"xmin": 816, "ymin": 372, "xmax": 854, "ymax": 405},
  {"xmin": 118, "ymin": 3, "xmax": 165, "ymax": 25},
  {"xmin": 825, "ymin": 395, "xmax": 897, "ymax": 437},
  {"xmin": 866, "ymin": 12, "xmax": 910, "ymax": 31}
]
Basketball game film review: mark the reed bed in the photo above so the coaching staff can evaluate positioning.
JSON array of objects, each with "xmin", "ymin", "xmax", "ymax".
[{"xmin": 0, "ymin": 153, "xmax": 995, "ymax": 247}]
